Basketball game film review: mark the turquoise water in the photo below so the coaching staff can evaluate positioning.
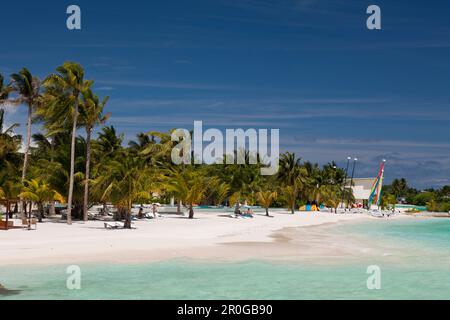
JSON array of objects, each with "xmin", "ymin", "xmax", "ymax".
[
  {"xmin": 2, "ymin": 218, "xmax": 450, "ymax": 300},
  {"xmin": 338, "ymin": 218, "xmax": 450, "ymax": 251}
]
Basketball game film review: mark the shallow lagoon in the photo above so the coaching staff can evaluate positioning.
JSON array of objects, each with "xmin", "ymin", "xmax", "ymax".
[{"xmin": 2, "ymin": 218, "xmax": 450, "ymax": 300}]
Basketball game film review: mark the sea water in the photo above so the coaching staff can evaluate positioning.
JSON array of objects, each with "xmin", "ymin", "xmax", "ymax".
[{"xmin": 2, "ymin": 218, "xmax": 450, "ymax": 300}]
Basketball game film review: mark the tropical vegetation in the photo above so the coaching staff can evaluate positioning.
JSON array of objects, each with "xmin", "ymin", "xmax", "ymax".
[{"xmin": 1, "ymin": 63, "xmax": 448, "ymax": 229}]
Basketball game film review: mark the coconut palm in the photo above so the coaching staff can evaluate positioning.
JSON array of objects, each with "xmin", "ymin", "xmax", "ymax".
[
  {"xmin": 19, "ymin": 178, "xmax": 65, "ymax": 226},
  {"xmin": 256, "ymin": 190, "xmax": 278, "ymax": 216},
  {"xmin": 94, "ymin": 126, "xmax": 123, "ymax": 159},
  {"xmin": 282, "ymin": 185, "xmax": 298, "ymax": 213},
  {"xmin": 0, "ymin": 176, "xmax": 22, "ymax": 219},
  {"xmin": 93, "ymin": 152, "xmax": 152, "ymax": 228},
  {"xmin": 319, "ymin": 185, "xmax": 341, "ymax": 213},
  {"xmin": 0, "ymin": 74, "xmax": 13, "ymax": 105},
  {"xmin": 139, "ymin": 131, "xmax": 174, "ymax": 165},
  {"xmin": 165, "ymin": 166, "xmax": 215, "ymax": 219},
  {"xmin": 278, "ymin": 152, "xmax": 307, "ymax": 213},
  {"xmin": 10, "ymin": 69, "xmax": 42, "ymax": 205},
  {"xmin": 79, "ymin": 89, "xmax": 110, "ymax": 221},
  {"xmin": 211, "ymin": 181, "xmax": 230, "ymax": 206},
  {"xmin": 44, "ymin": 62, "xmax": 92, "ymax": 224},
  {"xmin": 0, "ymin": 109, "xmax": 21, "ymax": 164}
]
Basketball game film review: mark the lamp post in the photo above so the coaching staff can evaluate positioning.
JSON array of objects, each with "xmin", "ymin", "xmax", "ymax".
[
  {"xmin": 340, "ymin": 157, "xmax": 351, "ymax": 210},
  {"xmin": 348, "ymin": 158, "xmax": 358, "ymax": 209}
]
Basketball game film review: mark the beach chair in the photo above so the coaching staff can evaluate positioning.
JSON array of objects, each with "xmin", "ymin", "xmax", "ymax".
[
  {"xmin": 104, "ymin": 222, "xmax": 123, "ymax": 229},
  {"xmin": 21, "ymin": 218, "xmax": 37, "ymax": 230}
]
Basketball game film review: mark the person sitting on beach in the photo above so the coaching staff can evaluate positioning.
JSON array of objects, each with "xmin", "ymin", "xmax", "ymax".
[
  {"xmin": 138, "ymin": 206, "xmax": 144, "ymax": 219},
  {"xmin": 242, "ymin": 208, "xmax": 254, "ymax": 218}
]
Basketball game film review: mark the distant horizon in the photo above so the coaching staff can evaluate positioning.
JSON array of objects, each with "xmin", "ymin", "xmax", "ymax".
[{"xmin": 1, "ymin": 0, "xmax": 449, "ymax": 188}]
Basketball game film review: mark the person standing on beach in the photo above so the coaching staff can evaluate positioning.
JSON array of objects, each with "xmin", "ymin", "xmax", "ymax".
[
  {"xmin": 234, "ymin": 202, "xmax": 241, "ymax": 216},
  {"xmin": 152, "ymin": 204, "xmax": 158, "ymax": 218}
]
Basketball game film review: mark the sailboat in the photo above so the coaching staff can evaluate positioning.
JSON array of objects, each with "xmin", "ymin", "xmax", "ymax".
[{"xmin": 368, "ymin": 160, "xmax": 386, "ymax": 214}]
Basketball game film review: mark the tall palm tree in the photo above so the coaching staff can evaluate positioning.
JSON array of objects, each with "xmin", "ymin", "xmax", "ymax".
[
  {"xmin": 10, "ymin": 68, "xmax": 41, "ymax": 214},
  {"xmin": 277, "ymin": 152, "xmax": 307, "ymax": 213},
  {"xmin": 44, "ymin": 62, "xmax": 92, "ymax": 224},
  {"xmin": 79, "ymin": 89, "xmax": 110, "ymax": 221}
]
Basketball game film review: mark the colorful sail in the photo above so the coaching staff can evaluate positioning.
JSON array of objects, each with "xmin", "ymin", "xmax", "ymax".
[{"xmin": 368, "ymin": 161, "xmax": 386, "ymax": 207}]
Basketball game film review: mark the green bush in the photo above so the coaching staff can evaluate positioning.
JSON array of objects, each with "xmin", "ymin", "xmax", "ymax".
[
  {"xmin": 438, "ymin": 202, "xmax": 450, "ymax": 213},
  {"xmin": 412, "ymin": 192, "xmax": 435, "ymax": 206}
]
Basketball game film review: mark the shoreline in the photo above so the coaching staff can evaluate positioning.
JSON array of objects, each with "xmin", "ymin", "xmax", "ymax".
[{"xmin": 1, "ymin": 210, "xmax": 418, "ymax": 268}]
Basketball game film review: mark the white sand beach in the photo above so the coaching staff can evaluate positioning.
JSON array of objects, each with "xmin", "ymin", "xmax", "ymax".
[{"xmin": 0, "ymin": 211, "xmax": 385, "ymax": 266}]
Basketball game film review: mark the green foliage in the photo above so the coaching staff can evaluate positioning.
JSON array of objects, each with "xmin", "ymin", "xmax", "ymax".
[
  {"xmin": 4, "ymin": 65, "xmax": 450, "ymax": 227},
  {"xmin": 412, "ymin": 192, "xmax": 436, "ymax": 206}
]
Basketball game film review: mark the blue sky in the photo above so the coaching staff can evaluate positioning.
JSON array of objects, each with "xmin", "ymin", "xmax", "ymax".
[{"xmin": 1, "ymin": 0, "xmax": 449, "ymax": 188}]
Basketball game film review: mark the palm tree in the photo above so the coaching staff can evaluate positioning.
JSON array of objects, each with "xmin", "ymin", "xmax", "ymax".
[
  {"xmin": 93, "ymin": 152, "xmax": 152, "ymax": 228},
  {"xmin": 278, "ymin": 152, "xmax": 307, "ymax": 213},
  {"xmin": 0, "ymin": 176, "xmax": 22, "ymax": 219},
  {"xmin": 0, "ymin": 74, "xmax": 13, "ymax": 105},
  {"xmin": 256, "ymin": 190, "xmax": 278, "ymax": 216},
  {"xmin": 282, "ymin": 185, "xmax": 297, "ymax": 214},
  {"xmin": 95, "ymin": 126, "xmax": 123, "ymax": 158},
  {"xmin": 391, "ymin": 178, "xmax": 408, "ymax": 198},
  {"xmin": 0, "ymin": 109, "xmax": 21, "ymax": 164},
  {"xmin": 139, "ymin": 131, "xmax": 174, "ymax": 165},
  {"xmin": 44, "ymin": 62, "xmax": 92, "ymax": 224},
  {"xmin": 79, "ymin": 89, "xmax": 110, "ymax": 221},
  {"xmin": 19, "ymin": 178, "xmax": 64, "ymax": 226},
  {"xmin": 10, "ymin": 68, "xmax": 41, "ymax": 214},
  {"xmin": 165, "ymin": 166, "xmax": 214, "ymax": 218},
  {"xmin": 211, "ymin": 181, "xmax": 230, "ymax": 206},
  {"xmin": 320, "ymin": 185, "xmax": 341, "ymax": 213}
]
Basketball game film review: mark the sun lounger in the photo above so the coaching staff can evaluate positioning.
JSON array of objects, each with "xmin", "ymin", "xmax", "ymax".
[
  {"xmin": 104, "ymin": 222, "xmax": 123, "ymax": 229},
  {"xmin": 21, "ymin": 218, "xmax": 37, "ymax": 230}
]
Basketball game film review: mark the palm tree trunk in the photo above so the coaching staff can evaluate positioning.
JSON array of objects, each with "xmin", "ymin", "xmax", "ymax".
[
  {"xmin": 28, "ymin": 202, "xmax": 31, "ymax": 230},
  {"xmin": 38, "ymin": 203, "xmax": 44, "ymax": 222},
  {"xmin": 20, "ymin": 104, "xmax": 32, "ymax": 217},
  {"xmin": 66, "ymin": 96, "xmax": 79, "ymax": 225},
  {"xmin": 188, "ymin": 204, "xmax": 194, "ymax": 219},
  {"xmin": 49, "ymin": 136, "xmax": 56, "ymax": 217},
  {"xmin": 6, "ymin": 201, "xmax": 11, "ymax": 219},
  {"xmin": 177, "ymin": 200, "xmax": 181, "ymax": 214},
  {"xmin": 266, "ymin": 207, "xmax": 269, "ymax": 216},
  {"xmin": 124, "ymin": 203, "xmax": 132, "ymax": 229},
  {"xmin": 83, "ymin": 128, "xmax": 92, "ymax": 222}
]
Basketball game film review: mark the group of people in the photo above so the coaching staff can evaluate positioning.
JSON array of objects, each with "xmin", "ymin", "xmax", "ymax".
[
  {"xmin": 233, "ymin": 202, "xmax": 254, "ymax": 218},
  {"xmin": 138, "ymin": 203, "xmax": 159, "ymax": 219}
]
